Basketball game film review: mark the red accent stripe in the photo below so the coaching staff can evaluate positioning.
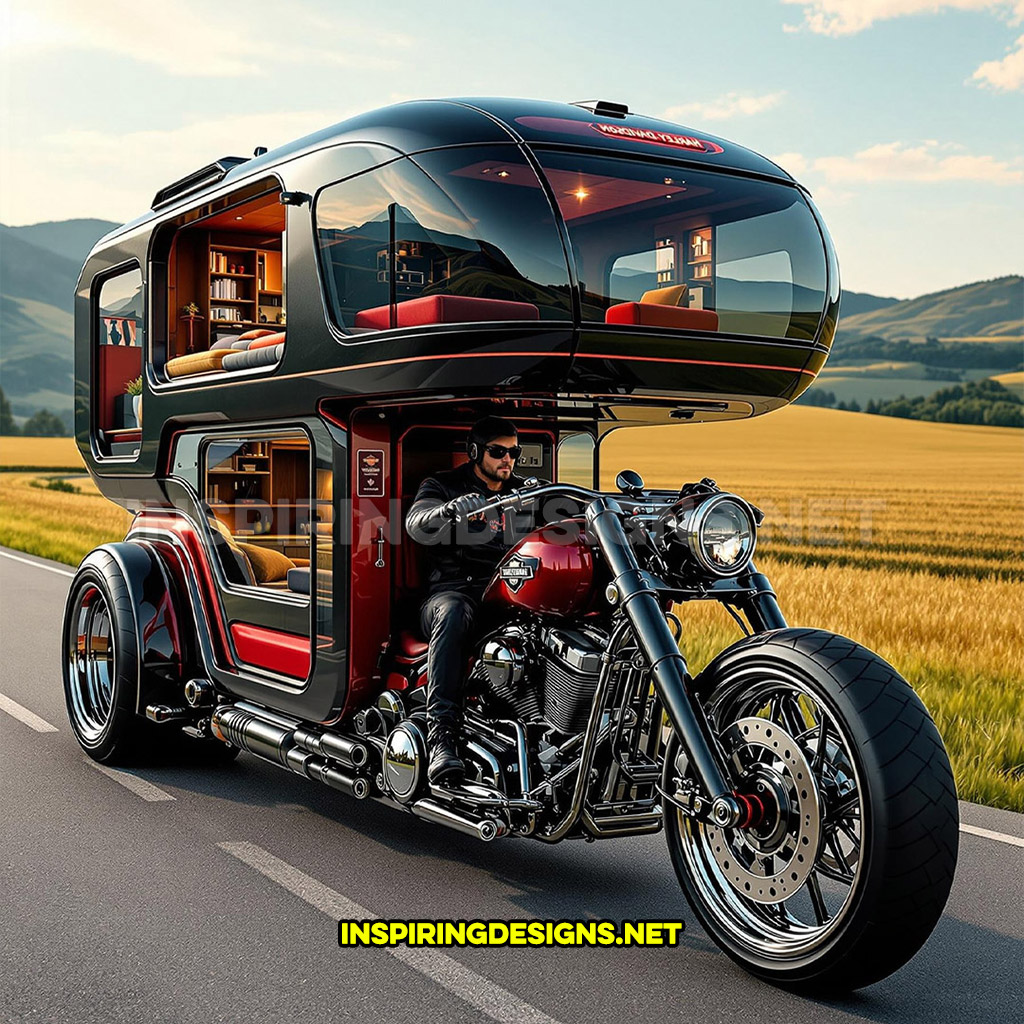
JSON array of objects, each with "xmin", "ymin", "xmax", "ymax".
[{"xmin": 231, "ymin": 623, "xmax": 310, "ymax": 680}]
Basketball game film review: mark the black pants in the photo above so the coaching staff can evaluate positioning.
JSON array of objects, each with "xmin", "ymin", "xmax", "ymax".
[{"xmin": 419, "ymin": 590, "xmax": 477, "ymax": 726}]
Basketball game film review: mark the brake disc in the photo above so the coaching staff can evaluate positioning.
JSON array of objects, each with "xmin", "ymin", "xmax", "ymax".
[{"xmin": 702, "ymin": 717, "xmax": 822, "ymax": 905}]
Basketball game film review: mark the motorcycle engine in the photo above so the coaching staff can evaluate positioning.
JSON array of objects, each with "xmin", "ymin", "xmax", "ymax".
[{"xmin": 474, "ymin": 624, "xmax": 606, "ymax": 735}]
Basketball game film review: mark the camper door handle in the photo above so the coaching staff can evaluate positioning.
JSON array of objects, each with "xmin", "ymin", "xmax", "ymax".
[{"xmin": 374, "ymin": 526, "xmax": 386, "ymax": 568}]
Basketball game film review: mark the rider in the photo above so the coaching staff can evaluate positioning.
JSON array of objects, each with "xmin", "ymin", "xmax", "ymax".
[{"xmin": 405, "ymin": 416, "xmax": 536, "ymax": 783}]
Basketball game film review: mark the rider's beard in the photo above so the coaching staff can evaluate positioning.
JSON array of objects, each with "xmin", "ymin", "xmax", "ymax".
[{"xmin": 479, "ymin": 460, "xmax": 512, "ymax": 484}]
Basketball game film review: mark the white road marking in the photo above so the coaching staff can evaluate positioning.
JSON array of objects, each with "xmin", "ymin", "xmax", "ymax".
[
  {"xmin": 960, "ymin": 823, "xmax": 1024, "ymax": 849},
  {"xmin": 0, "ymin": 692, "xmax": 59, "ymax": 733},
  {"xmin": 0, "ymin": 549, "xmax": 75, "ymax": 577},
  {"xmin": 89, "ymin": 762, "xmax": 177, "ymax": 802},
  {"xmin": 219, "ymin": 841, "xmax": 562, "ymax": 1024}
]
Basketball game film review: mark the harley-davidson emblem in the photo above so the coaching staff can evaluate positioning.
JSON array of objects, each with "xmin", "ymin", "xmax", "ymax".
[{"xmin": 500, "ymin": 554, "xmax": 539, "ymax": 593}]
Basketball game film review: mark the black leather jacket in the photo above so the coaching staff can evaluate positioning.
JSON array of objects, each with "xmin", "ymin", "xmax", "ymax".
[{"xmin": 405, "ymin": 462, "xmax": 542, "ymax": 598}]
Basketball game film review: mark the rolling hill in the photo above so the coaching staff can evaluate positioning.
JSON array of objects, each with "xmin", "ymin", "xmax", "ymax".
[
  {"xmin": 838, "ymin": 275, "xmax": 1022, "ymax": 341},
  {"xmin": 0, "ymin": 220, "xmax": 116, "ymax": 420}
]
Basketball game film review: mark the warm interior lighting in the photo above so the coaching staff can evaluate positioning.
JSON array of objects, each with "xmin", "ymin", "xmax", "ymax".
[
  {"xmin": 235, "ymin": 215, "xmax": 243, "ymax": 220},
  {"xmin": 573, "ymin": 188, "xmax": 589, "ymax": 201},
  {"xmin": 496, "ymin": 170, "xmax": 510, "ymax": 178}
]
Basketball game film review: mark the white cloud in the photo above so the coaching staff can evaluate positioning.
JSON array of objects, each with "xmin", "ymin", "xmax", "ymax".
[
  {"xmin": 781, "ymin": 0, "xmax": 1024, "ymax": 90},
  {"xmin": 0, "ymin": 0, "xmax": 408, "ymax": 76},
  {"xmin": 769, "ymin": 151, "xmax": 810, "ymax": 175},
  {"xmin": 0, "ymin": 110, "xmax": 345, "ymax": 223},
  {"xmin": 813, "ymin": 140, "xmax": 1024, "ymax": 183},
  {"xmin": 780, "ymin": 1, "xmax": 1024, "ymax": 37},
  {"xmin": 663, "ymin": 91, "xmax": 786, "ymax": 121},
  {"xmin": 973, "ymin": 32, "xmax": 1024, "ymax": 87},
  {"xmin": 770, "ymin": 141, "xmax": 1024, "ymax": 186}
]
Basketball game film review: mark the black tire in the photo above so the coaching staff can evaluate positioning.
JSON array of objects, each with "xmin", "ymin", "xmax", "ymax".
[
  {"xmin": 664, "ymin": 628, "xmax": 958, "ymax": 992},
  {"xmin": 62, "ymin": 548, "xmax": 153, "ymax": 764}
]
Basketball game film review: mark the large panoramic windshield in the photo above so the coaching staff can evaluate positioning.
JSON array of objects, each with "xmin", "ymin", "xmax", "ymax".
[
  {"xmin": 316, "ymin": 146, "xmax": 572, "ymax": 333},
  {"xmin": 536, "ymin": 151, "xmax": 829, "ymax": 341}
]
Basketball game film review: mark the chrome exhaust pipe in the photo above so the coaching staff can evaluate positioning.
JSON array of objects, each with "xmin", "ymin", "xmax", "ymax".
[
  {"xmin": 292, "ymin": 726, "xmax": 369, "ymax": 770},
  {"xmin": 410, "ymin": 798, "xmax": 507, "ymax": 841},
  {"xmin": 210, "ymin": 703, "xmax": 370, "ymax": 799},
  {"xmin": 285, "ymin": 748, "xmax": 370, "ymax": 799},
  {"xmin": 211, "ymin": 704, "xmax": 295, "ymax": 765}
]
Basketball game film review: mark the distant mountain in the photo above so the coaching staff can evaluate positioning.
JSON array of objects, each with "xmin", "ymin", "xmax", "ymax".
[
  {"xmin": 0, "ymin": 222, "xmax": 115, "ymax": 419},
  {"xmin": 1, "ymin": 219, "xmax": 118, "ymax": 271},
  {"xmin": 838, "ymin": 275, "xmax": 1023, "ymax": 341},
  {"xmin": 840, "ymin": 290, "xmax": 901, "ymax": 318}
]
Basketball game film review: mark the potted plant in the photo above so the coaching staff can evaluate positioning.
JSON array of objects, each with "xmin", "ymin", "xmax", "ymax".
[
  {"xmin": 123, "ymin": 375, "xmax": 142, "ymax": 428},
  {"xmin": 180, "ymin": 301, "xmax": 203, "ymax": 354}
]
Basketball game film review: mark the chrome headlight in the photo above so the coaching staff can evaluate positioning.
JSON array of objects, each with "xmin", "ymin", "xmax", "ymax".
[{"xmin": 660, "ymin": 493, "xmax": 757, "ymax": 577}]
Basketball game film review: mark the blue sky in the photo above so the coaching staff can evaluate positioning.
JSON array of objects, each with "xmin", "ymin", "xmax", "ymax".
[{"xmin": 1, "ymin": 0, "xmax": 1021, "ymax": 298}]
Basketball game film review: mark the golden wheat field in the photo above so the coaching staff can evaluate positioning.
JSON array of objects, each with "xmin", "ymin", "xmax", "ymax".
[{"xmin": 2, "ymin": 409, "xmax": 1023, "ymax": 810}]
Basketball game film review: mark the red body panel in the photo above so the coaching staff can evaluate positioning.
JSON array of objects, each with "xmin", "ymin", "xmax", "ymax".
[
  {"xmin": 231, "ymin": 623, "xmax": 310, "ymax": 680},
  {"xmin": 483, "ymin": 522, "xmax": 597, "ymax": 617}
]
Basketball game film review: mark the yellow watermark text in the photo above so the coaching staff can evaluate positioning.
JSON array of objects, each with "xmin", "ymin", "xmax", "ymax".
[{"xmin": 338, "ymin": 919, "xmax": 684, "ymax": 948}]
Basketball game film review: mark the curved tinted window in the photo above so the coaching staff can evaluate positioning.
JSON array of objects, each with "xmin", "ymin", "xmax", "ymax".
[
  {"xmin": 315, "ymin": 146, "xmax": 572, "ymax": 333},
  {"xmin": 537, "ymin": 152, "xmax": 828, "ymax": 341}
]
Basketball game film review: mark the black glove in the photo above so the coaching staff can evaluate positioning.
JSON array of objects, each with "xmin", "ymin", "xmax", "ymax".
[{"xmin": 440, "ymin": 492, "xmax": 490, "ymax": 521}]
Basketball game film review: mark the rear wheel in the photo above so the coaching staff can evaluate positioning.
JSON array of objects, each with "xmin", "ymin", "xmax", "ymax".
[
  {"xmin": 63, "ymin": 550, "xmax": 148, "ymax": 763},
  {"xmin": 665, "ymin": 628, "xmax": 958, "ymax": 992}
]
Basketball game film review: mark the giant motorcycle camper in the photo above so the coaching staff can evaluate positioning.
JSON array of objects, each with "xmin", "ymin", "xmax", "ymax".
[{"xmin": 66, "ymin": 98, "xmax": 958, "ymax": 991}]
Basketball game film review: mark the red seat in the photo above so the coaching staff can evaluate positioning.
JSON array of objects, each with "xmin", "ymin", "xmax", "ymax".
[
  {"xmin": 398, "ymin": 631, "xmax": 428, "ymax": 658},
  {"xmin": 355, "ymin": 294, "xmax": 540, "ymax": 329},
  {"xmin": 605, "ymin": 302, "xmax": 719, "ymax": 331}
]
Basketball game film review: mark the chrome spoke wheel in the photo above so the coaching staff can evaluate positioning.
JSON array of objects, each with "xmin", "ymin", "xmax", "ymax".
[
  {"xmin": 66, "ymin": 582, "xmax": 117, "ymax": 742},
  {"xmin": 671, "ymin": 668, "xmax": 865, "ymax": 959}
]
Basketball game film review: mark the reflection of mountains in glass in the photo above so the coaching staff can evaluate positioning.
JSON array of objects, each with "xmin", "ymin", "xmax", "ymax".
[
  {"xmin": 342, "ymin": 205, "xmax": 479, "ymax": 252},
  {"xmin": 716, "ymin": 278, "xmax": 823, "ymax": 313},
  {"xmin": 99, "ymin": 295, "xmax": 141, "ymax": 319},
  {"xmin": 321, "ymin": 205, "xmax": 571, "ymax": 303}
]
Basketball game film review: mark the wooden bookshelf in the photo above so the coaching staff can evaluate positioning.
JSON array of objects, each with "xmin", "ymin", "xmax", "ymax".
[{"xmin": 168, "ymin": 232, "xmax": 285, "ymax": 356}]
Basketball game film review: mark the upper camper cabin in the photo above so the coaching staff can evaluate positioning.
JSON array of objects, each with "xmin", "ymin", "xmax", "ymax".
[{"xmin": 76, "ymin": 97, "xmax": 839, "ymax": 472}]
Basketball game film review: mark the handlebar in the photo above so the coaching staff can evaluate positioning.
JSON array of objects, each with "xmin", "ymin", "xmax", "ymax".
[{"xmin": 448, "ymin": 478, "xmax": 674, "ymax": 522}]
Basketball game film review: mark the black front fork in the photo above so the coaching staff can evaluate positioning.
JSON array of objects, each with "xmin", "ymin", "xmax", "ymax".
[{"xmin": 586, "ymin": 497, "xmax": 748, "ymax": 829}]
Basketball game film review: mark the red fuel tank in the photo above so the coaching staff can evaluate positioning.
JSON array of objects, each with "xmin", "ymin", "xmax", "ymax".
[{"xmin": 483, "ymin": 521, "xmax": 598, "ymax": 617}]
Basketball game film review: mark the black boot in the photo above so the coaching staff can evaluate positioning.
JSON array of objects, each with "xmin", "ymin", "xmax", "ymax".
[{"xmin": 427, "ymin": 721, "xmax": 465, "ymax": 784}]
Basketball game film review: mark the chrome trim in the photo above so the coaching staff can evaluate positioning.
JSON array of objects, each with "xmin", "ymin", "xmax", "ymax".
[
  {"xmin": 683, "ymin": 493, "xmax": 757, "ymax": 578},
  {"xmin": 409, "ymin": 799, "xmax": 507, "ymax": 842},
  {"xmin": 65, "ymin": 582, "xmax": 116, "ymax": 742}
]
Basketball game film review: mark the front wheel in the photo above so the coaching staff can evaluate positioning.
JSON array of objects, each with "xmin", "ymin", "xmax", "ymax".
[{"xmin": 664, "ymin": 628, "xmax": 958, "ymax": 992}]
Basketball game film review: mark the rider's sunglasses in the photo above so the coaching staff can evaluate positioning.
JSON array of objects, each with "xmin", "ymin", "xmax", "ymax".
[{"xmin": 485, "ymin": 443, "xmax": 522, "ymax": 461}]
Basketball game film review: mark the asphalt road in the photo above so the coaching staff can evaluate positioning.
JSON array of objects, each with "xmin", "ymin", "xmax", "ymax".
[{"xmin": 2, "ymin": 546, "xmax": 1022, "ymax": 1024}]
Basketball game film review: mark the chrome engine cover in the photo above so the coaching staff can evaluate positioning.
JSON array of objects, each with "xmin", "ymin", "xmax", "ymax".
[
  {"xmin": 382, "ymin": 721, "xmax": 427, "ymax": 804},
  {"xmin": 479, "ymin": 629, "xmax": 528, "ymax": 692}
]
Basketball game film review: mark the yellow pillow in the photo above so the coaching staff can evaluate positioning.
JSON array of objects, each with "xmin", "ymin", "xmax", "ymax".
[
  {"xmin": 166, "ymin": 350, "xmax": 230, "ymax": 377},
  {"xmin": 640, "ymin": 284, "xmax": 688, "ymax": 306},
  {"xmin": 236, "ymin": 542, "xmax": 295, "ymax": 583}
]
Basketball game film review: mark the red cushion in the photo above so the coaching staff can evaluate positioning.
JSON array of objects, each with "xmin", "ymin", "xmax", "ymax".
[
  {"xmin": 248, "ymin": 331, "xmax": 287, "ymax": 350},
  {"xmin": 399, "ymin": 631, "xmax": 428, "ymax": 658},
  {"xmin": 237, "ymin": 328, "xmax": 277, "ymax": 341},
  {"xmin": 354, "ymin": 295, "xmax": 540, "ymax": 329},
  {"xmin": 605, "ymin": 302, "xmax": 719, "ymax": 331}
]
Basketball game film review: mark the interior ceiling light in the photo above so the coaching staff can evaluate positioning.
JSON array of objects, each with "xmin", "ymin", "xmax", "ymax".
[
  {"xmin": 496, "ymin": 170, "xmax": 510, "ymax": 178},
  {"xmin": 235, "ymin": 215, "xmax": 243, "ymax": 220},
  {"xmin": 573, "ymin": 188, "xmax": 589, "ymax": 201}
]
